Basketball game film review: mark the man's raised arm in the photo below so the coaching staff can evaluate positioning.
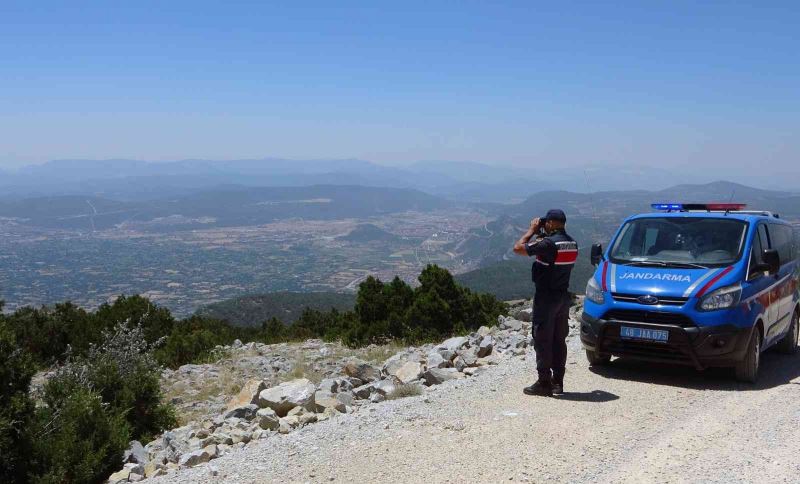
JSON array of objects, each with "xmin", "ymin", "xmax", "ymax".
[{"xmin": 513, "ymin": 217, "xmax": 542, "ymax": 256}]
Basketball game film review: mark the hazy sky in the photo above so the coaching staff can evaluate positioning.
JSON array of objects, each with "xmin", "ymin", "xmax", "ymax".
[{"xmin": 1, "ymin": 1, "xmax": 798, "ymax": 175}]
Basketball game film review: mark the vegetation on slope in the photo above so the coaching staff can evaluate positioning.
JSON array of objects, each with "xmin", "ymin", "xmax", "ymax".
[
  {"xmin": 197, "ymin": 292, "xmax": 356, "ymax": 327},
  {"xmin": 455, "ymin": 258, "xmax": 597, "ymax": 301},
  {"xmin": 0, "ymin": 264, "xmax": 505, "ymax": 482}
]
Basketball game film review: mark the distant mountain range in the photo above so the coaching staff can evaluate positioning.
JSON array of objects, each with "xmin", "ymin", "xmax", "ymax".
[
  {"xmin": 3, "ymin": 179, "xmax": 796, "ymax": 237},
  {"xmin": 3, "ymin": 158, "xmax": 796, "ymax": 202}
]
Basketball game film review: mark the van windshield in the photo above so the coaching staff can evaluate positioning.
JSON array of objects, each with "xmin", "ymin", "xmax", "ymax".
[{"xmin": 609, "ymin": 217, "xmax": 747, "ymax": 268}]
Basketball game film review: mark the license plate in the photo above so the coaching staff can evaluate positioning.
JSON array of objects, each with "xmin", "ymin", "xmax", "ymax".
[{"xmin": 620, "ymin": 326, "xmax": 669, "ymax": 342}]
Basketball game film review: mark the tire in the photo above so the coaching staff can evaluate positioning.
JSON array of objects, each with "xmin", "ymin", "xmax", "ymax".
[
  {"xmin": 735, "ymin": 328, "xmax": 761, "ymax": 383},
  {"xmin": 776, "ymin": 310, "xmax": 799, "ymax": 354},
  {"xmin": 586, "ymin": 349, "xmax": 611, "ymax": 366}
]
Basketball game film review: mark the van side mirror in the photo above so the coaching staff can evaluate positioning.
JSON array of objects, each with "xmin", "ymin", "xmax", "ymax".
[
  {"xmin": 763, "ymin": 249, "xmax": 780, "ymax": 275},
  {"xmin": 590, "ymin": 243, "xmax": 604, "ymax": 266}
]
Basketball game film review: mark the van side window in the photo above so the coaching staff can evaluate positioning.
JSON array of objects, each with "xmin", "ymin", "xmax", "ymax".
[
  {"xmin": 769, "ymin": 224, "xmax": 794, "ymax": 264},
  {"xmin": 749, "ymin": 226, "xmax": 765, "ymax": 279}
]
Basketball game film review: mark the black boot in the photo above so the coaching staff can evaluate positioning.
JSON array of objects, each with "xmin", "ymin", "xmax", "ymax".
[
  {"xmin": 523, "ymin": 380, "xmax": 553, "ymax": 397},
  {"xmin": 551, "ymin": 379, "xmax": 563, "ymax": 395}
]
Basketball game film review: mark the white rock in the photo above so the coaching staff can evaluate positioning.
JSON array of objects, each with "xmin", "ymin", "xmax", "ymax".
[
  {"xmin": 278, "ymin": 416, "xmax": 299, "ymax": 434},
  {"xmin": 438, "ymin": 336, "xmax": 469, "ymax": 351},
  {"xmin": 373, "ymin": 379, "xmax": 396, "ymax": 396},
  {"xmin": 317, "ymin": 378, "xmax": 339, "ymax": 394},
  {"xmin": 477, "ymin": 335, "xmax": 495, "ymax": 358},
  {"xmin": 123, "ymin": 440, "xmax": 148, "ymax": 464},
  {"xmin": 343, "ymin": 360, "xmax": 381, "ymax": 383},
  {"xmin": 500, "ymin": 317, "xmax": 525, "ymax": 331},
  {"xmin": 108, "ymin": 468, "xmax": 131, "ymax": 484},
  {"xmin": 224, "ymin": 403, "xmax": 259, "ymax": 420},
  {"xmin": 258, "ymin": 379, "xmax": 316, "ymax": 416},
  {"xmin": 394, "ymin": 361, "xmax": 423, "ymax": 384},
  {"xmin": 423, "ymin": 367, "xmax": 463, "ymax": 386},
  {"xmin": 437, "ymin": 348, "xmax": 457, "ymax": 361},
  {"xmin": 314, "ymin": 390, "xmax": 347, "ymax": 413},
  {"xmin": 458, "ymin": 348, "xmax": 479, "ymax": 367},
  {"xmin": 426, "ymin": 352, "xmax": 449, "ymax": 369},
  {"xmin": 335, "ymin": 391, "xmax": 354, "ymax": 407},
  {"xmin": 226, "ymin": 379, "xmax": 267, "ymax": 411},
  {"xmin": 256, "ymin": 408, "xmax": 280, "ymax": 430},
  {"xmin": 178, "ymin": 445, "xmax": 216, "ymax": 468}
]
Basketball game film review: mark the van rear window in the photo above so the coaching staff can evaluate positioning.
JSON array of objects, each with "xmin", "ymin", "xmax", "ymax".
[{"xmin": 610, "ymin": 217, "xmax": 747, "ymax": 268}]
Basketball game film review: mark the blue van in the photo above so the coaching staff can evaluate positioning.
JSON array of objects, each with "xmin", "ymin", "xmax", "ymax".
[{"xmin": 580, "ymin": 203, "xmax": 800, "ymax": 382}]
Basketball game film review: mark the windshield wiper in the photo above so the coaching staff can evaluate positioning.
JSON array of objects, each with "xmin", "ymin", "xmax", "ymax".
[
  {"xmin": 621, "ymin": 261, "xmax": 668, "ymax": 267},
  {"xmin": 620, "ymin": 260, "xmax": 708, "ymax": 269},
  {"xmin": 661, "ymin": 262, "xmax": 709, "ymax": 269}
]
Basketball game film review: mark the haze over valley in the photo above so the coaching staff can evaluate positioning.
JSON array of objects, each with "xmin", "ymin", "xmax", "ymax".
[{"xmin": 2, "ymin": 159, "xmax": 798, "ymax": 316}]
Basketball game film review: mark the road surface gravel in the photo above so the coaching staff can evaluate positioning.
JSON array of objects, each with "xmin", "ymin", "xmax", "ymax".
[{"xmin": 152, "ymin": 335, "xmax": 800, "ymax": 483}]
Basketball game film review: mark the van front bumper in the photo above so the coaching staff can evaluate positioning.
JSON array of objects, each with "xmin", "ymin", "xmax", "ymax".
[{"xmin": 580, "ymin": 312, "xmax": 754, "ymax": 370}]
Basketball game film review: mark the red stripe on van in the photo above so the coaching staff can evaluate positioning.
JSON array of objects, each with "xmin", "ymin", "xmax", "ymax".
[
  {"xmin": 601, "ymin": 261, "xmax": 609, "ymax": 292},
  {"xmin": 695, "ymin": 266, "xmax": 734, "ymax": 298}
]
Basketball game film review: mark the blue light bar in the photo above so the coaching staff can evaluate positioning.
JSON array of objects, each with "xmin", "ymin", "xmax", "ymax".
[{"xmin": 651, "ymin": 203, "xmax": 683, "ymax": 211}]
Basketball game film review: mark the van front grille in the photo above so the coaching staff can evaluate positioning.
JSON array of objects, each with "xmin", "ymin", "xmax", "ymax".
[
  {"xmin": 603, "ymin": 309, "xmax": 695, "ymax": 327},
  {"xmin": 611, "ymin": 293, "xmax": 688, "ymax": 306}
]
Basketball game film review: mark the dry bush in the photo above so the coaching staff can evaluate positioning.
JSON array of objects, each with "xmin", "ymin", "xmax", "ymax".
[
  {"xmin": 387, "ymin": 384, "xmax": 423, "ymax": 400},
  {"xmin": 361, "ymin": 341, "xmax": 406, "ymax": 364}
]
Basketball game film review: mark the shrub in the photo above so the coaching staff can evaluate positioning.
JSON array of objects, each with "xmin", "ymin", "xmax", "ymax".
[
  {"xmin": 0, "ymin": 310, "xmax": 37, "ymax": 483},
  {"xmin": 24, "ymin": 321, "xmax": 176, "ymax": 483},
  {"xmin": 4, "ymin": 303, "xmax": 96, "ymax": 366},
  {"xmin": 29, "ymin": 386, "xmax": 129, "ymax": 484},
  {"xmin": 93, "ymin": 295, "xmax": 175, "ymax": 344},
  {"xmin": 261, "ymin": 317, "xmax": 287, "ymax": 344},
  {"xmin": 156, "ymin": 315, "xmax": 261, "ymax": 369},
  {"xmin": 83, "ymin": 323, "xmax": 176, "ymax": 442}
]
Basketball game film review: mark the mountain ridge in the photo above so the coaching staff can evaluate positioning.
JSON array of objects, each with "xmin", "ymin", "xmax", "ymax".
[{"xmin": 5, "ymin": 158, "xmax": 796, "ymax": 201}]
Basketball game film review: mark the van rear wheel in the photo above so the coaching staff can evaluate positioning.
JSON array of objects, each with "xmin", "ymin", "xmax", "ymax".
[
  {"xmin": 776, "ymin": 310, "xmax": 799, "ymax": 354},
  {"xmin": 586, "ymin": 349, "xmax": 611, "ymax": 366},
  {"xmin": 735, "ymin": 329, "xmax": 760, "ymax": 383}
]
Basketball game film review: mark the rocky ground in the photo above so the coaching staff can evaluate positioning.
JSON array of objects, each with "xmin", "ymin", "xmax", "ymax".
[
  {"xmin": 160, "ymin": 339, "xmax": 408, "ymax": 425},
  {"xmin": 112, "ymin": 298, "xmax": 800, "ymax": 483},
  {"xmin": 107, "ymin": 300, "xmax": 543, "ymax": 482}
]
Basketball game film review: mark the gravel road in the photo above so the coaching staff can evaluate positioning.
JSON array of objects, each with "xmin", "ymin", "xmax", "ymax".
[{"xmin": 153, "ymin": 335, "xmax": 800, "ymax": 483}]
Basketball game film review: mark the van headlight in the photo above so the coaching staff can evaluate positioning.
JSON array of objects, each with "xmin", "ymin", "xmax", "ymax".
[
  {"xmin": 698, "ymin": 283, "xmax": 742, "ymax": 311},
  {"xmin": 585, "ymin": 277, "xmax": 605, "ymax": 304}
]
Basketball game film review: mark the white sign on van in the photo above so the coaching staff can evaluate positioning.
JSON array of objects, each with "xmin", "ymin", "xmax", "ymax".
[{"xmin": 619, "ymin": 272, "xmax": 691, "ymax": 282}]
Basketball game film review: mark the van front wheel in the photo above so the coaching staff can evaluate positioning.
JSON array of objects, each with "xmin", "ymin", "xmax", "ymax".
[
  {"xmin": 585, "ymin": 349, "xmax": 611, "ymax": 366},
  {"xmin": 776, "ymin": 310, "xmax": 799, "ymax": 354},
  {"xmin": 735, "ymin": 329, "xmax": 760, "ymax": 383}
]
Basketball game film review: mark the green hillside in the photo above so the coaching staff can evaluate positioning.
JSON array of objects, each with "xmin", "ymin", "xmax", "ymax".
[
  {"xmin": 455, "ymin": 258, "xmax": 596, "ymax": 301},
  {"xmin": 196, "ymin": 291, "xmax": 356, "ymax": 327}
]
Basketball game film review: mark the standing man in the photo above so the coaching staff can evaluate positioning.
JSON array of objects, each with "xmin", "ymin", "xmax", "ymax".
[{"xmin": 513, "ymin": 209, "xmax": 577, "ymax": 396}]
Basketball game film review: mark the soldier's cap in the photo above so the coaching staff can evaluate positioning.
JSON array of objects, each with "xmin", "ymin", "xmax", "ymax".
[{"xmin": 542, "ymin": 209, "xmax": 566, "ymax": 223}]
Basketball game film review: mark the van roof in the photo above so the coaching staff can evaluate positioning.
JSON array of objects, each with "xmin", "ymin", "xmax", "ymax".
[{"xmin": 629, "ymin": 210, "xmax": 788, "ymax": 224}]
